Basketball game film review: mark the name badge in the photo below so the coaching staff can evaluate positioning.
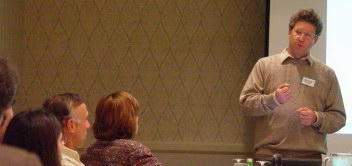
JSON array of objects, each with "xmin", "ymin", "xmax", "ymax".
[{"xmin": 301, "ymin": 76, "xmax": 316, "ymax": 87}]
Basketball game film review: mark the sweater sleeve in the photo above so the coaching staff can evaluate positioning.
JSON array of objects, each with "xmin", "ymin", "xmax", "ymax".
[
  {"xmin": 239, "ymin": 59, "xmax": 280, "ymax": 116},
  {"xmin": 315, "ymin": 70, "xmax": 346, "ymax": 133}
]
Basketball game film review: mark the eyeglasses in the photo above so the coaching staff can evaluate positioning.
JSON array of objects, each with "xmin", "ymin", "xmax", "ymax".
[{"xmin": 292, "ymin": 29, "xmax": 317, "ymax": 40}]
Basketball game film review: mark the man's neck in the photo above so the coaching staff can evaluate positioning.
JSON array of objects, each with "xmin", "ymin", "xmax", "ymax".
[{"xmin": 286, "ymin": 48, "xmax": 309, "ymax": 60}]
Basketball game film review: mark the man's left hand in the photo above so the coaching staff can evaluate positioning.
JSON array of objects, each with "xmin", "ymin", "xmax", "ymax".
[{"xmin": 297, "ymin": 108, "xmax": 317, "ymax": 126}]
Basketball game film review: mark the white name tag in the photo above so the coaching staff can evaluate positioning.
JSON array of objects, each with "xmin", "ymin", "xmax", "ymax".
[{"xmin": 301, "ymin": 76, "xmax": 316, "ymax": 87}]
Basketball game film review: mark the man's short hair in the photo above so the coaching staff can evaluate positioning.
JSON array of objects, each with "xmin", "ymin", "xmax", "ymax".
[
  {"xmin": 289, "ymin": 8, "xmax": 323, "ymax": 37},
  {"xmin": 43, "ymin": 93, "xmax": 85, "ymax": 127}
]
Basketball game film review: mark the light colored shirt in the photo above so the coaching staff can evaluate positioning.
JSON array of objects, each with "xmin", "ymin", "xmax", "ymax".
[{"xmin": 61, "ymin": 146, "xmax": 85, "ymax": 166}]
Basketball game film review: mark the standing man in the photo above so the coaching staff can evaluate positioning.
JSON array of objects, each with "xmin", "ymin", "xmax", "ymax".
[
  {"xmin": 239, "ymin": 8, "xmax": 345, "ymax": 162},
  {"xmin": 43, "ymin": 93, "xmax": 91, "ymax": 166},
  {"xmin": 0, "ymin": 58, "xmax": 42, "ymax": 166}
]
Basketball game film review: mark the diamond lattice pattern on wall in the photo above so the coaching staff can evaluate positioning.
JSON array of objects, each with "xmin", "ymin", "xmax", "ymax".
[{"xmin": 18, "ymin": 0, "xmax": 265, "ymax": 152}]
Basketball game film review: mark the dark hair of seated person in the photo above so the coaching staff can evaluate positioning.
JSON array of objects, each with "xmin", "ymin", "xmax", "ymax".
[
  {"xmin": 0, "ymin": 58, "xmax": 18, "ymax": 112},
  {"xmin": 3, "ymin": 109, "xmax": 62, "ymax": 166}
]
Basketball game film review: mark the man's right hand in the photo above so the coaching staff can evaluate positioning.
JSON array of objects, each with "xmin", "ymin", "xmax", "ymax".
[{"xmin": 275, "ymin": 83, "xmax": 292, "ymax": 104}]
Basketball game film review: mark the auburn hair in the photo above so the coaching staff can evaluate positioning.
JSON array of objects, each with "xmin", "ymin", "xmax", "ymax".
[{"xmin": 93, "ymin": 91, "xmax": 139, "ymax": 141}]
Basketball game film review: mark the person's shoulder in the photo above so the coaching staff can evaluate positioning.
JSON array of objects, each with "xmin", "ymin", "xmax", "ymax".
[
  {"xmin": 0, "ymin": 144, "xmax": 42, "ymax": 166},
  {"xmin": 85, "ymin": 139, "xmax": 151, "ymax": 153},
  {"xmin": 256, "ymin": 53, "xmax": 281, "ymax": 63},
  {"xmin": 113, "ymin": 139, "xmax": 151, "ymax": 152},
  {"xmin": 310, "ymin": 56, "xmax": 335, "ymax": 73},
  {"xmin": 115, "ymin": 139, "xmax": 147, "ymax": 147},
  {"xmin": 263, "ymin": 53, "xmax": 281, "ymax": 60},
  {"xmin": 0, "ymin": 144, "xmax": 33, "ymax": 157},
  {"xmin": 252, "ymin": 54, "xmax": 281, "ymax": 68}
]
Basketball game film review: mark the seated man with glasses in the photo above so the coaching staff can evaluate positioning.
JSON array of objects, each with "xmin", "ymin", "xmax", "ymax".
[
  {"xmin": 239, "ymin": 8, "xmax": 345, "ymax": 165},
  {"xmin": 43, "ymin": 93, "xmax": 91, "ymax": 166}
]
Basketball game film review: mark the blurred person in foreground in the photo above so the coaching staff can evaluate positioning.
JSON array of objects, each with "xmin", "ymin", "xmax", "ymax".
[
  {"xmin": 239, "ymin": 8, "xmax": 345, "ymax": 162},
  {"xmin": 0, "ymin": 58, "xmax": 42, "ymax": 166},
  {"xmin": 43, "ymin": 93, "xmax": 90, "ymax": 166},
  {"xmin": 81, "ymin": 91, "xmax": 162, "ymax": 166},
  {"xmin": 3, "ymin": 109, "xmax": 62, "ymax": 166}
]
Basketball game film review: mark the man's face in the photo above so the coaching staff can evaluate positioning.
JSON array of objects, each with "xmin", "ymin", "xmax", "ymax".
[
  {"xmin": 72, "ymin": 103, "xmax": 90, "ymax": 148},
  {"xmin": 287, "ymin": 21, "xmax": 318, "ymax": 59}
]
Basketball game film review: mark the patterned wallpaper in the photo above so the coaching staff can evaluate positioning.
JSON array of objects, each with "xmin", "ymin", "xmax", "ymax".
[
  {"xmin": 0, "ymin": 0, "xmax": 24, "ymax": 62},
  {"xmin": 2, "ymin": 0, "xmax": 266, "ymax": 153}
]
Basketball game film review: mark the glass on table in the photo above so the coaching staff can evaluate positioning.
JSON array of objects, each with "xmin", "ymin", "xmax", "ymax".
[
  {"xmin": 256, "ymin": 160, "xmax": 271, "ymax": 166},
  {"xmin": 233, "ymin": 158, "xmax": 247, "ymax": 166}
]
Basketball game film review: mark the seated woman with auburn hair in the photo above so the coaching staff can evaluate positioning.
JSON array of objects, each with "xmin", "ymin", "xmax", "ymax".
[{"xmin": 81, "ymin": 91, "xmax": 161, "ymax": 166}]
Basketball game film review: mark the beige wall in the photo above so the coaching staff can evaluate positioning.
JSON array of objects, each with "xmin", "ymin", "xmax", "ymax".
[
  {"xmin": 1, "ymin": 0, "xmax": 267, "ymax": 165},
  {"xmin": 0, "ymin": 0, "xmax": 24, "ymax": 62}
]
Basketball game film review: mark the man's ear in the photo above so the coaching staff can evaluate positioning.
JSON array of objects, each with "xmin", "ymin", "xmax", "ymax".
[
  {"xmin": 66, "ymin": 119, "xmax": 76, "ymax": 133},
  {"xmin": 313, "ymin": 36, "xmax": 319, "ymax": 45}
]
